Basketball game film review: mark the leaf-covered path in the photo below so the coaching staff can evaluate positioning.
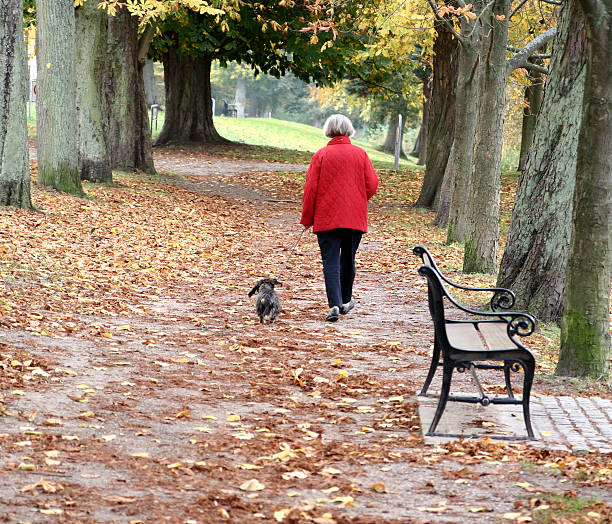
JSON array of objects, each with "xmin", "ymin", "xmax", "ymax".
[{"xmin": 1, "ymin": 147, "xmax": 611, "ymax": 523}]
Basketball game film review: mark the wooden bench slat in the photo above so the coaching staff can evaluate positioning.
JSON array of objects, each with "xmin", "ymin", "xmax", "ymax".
[
  {"xmin": 446, "ymin": 323, "xmax": 485, "ymax": 350},
  {"xmin": 478, "ymin": 322, "xmax": 514, "ymax": 350}
]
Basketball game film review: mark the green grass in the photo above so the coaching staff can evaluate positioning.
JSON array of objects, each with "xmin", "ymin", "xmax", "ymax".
[
  {"xmin": 28, "ymin": 106, "xmax": 418, "ymax": 170},
  {"xmin": 211, "ymin": 116, "xmax": 417, "ymax": 169},
  {"xmin": 532, "ymin": 492, "xmax": 603, "ymax": 523}
]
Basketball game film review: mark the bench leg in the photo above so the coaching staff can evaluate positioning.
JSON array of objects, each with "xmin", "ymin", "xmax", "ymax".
[
  {"xmin": 427, "ymin": 362, "xmax": 453, "ymax": 435},
  {"xmin": 521, "ymin": 356, "xmax": 536, "ymax": 440},
  {"xmin": 503, "ymin": 362, "xmax": 515, "ymax": 399},
  {"xmin": 420, "ymin": 338, "xmax": 441, "ymax": 396}
]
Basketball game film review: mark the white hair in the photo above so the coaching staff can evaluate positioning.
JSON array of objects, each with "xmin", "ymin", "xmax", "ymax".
[{"xmin": 323, "ymin": 114, "xmax": 355, "ymax": 138}]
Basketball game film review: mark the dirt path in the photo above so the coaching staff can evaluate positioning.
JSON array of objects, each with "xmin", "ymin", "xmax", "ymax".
[{"xmin": 1, "ymin": 148, "xmax": 610, "ymax": 523}]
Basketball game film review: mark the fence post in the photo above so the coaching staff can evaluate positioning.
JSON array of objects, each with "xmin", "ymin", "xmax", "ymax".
[
  {"xmin": 394, "ymin": 114, "xmax": 403, "ymax": 172},
  {"xmin": 150, "ymin": 104, "xmax": 159, "ymax": 134}
]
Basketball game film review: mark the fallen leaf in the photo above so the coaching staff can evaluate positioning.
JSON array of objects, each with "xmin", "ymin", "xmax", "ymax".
[
  {"xmin": 320, "ymin": 466, "xmax": 342, "ymax": 476},
  {"xmin": 239, "ymin": 464, "xmax": 263, "ymax": 470},
  {"xmin": 239, "ymin": 479, "xmax": 265, "ymax": 491},
  {"xmin": 104, "ymin": 495, "xmax": 137, "ymax": 504},
  {"xmin": 274, "ymin": 508, "xmax": 291, "ymax": 522}
]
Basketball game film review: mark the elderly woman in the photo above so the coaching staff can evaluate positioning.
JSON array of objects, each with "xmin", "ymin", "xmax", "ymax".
[{"xmin": 300, "ymin": 114, "xmax": 379, "ymax": 322}]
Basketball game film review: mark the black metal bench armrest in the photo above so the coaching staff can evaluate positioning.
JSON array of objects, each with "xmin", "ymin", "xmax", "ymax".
[
  {"xmin": 418, "ymin": 265, "xmax": 536, "ymax": 337},
  {"xmin": 413, "ymin": 245, "xmax": 515, "ymax": 311}
]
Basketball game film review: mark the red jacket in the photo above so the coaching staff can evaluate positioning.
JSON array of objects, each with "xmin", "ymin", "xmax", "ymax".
[{"xmin": 300, "ymin": 136, "xmax": 379, "ymax": 233}]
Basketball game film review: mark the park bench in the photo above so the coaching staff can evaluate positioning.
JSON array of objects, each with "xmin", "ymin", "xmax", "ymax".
[{"xmin": 413, "ymin": 245, "xmax": 537, "ymax": 440}]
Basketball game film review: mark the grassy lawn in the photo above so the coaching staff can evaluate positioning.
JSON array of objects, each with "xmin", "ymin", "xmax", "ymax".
[
  {"xmin": 211, "ymin": 116, "xmax": 418, "ymax": 169},
  {"xmin": 27, "ymin": 106, "xmax": 419, "ymax": 170}
]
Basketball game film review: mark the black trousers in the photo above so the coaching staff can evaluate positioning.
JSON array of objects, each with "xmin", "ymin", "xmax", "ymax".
[{"xmin": 316, "ymin": 228, "xmax": 363, "ymax": 308}]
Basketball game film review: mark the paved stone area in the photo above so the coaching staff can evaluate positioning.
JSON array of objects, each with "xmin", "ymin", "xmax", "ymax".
[{"xmin": 418, "ymin": 394, "xmax": 612, "ymax": 453}]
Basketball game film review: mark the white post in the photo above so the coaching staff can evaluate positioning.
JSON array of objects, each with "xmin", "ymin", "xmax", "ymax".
[
  {"xmin": 211, "ymin": 97, "xmax": 216, "ymax": 119},
  {"xmin": 394, "ymin": 114, "xmax": 403, "ymax": 171}
]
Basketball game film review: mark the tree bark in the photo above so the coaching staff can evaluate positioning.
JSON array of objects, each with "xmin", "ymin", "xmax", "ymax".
[
  {"xmin": 557, "ymin": 0, "xmax": 611, "ymax": 378},
  {"xmin": 381, "ymin": 113, "xmax": 398, "ymax": 152},
  {"xmin": 143, "ymin": 58, "xmax": 156, "ymax": 107},
  {"xmin": 409, "ymin": 124, "xmax": 422, "ymax": 158},
  {"xmin": 414, "ymin": 22, "xmax": 458, "ymax": 207},
  {"xmin": 155, "ymin": 49, "xmax": 228, "ymax": 145},
  {"xmin": 518, "ymin": 66, "xmax": 544, "ymax": 171},
  {"xmin": 35, "ymin": 0, "xmax": 83, "ymax": 195},
  {"xmin": 433, "ymin": 141, "xmax": 454, "ymax": 227},
  {"xmin": 106, "ymin": 9, "xmax": 154, "ymax": 173},
  {"xmin": 417, "ymin": 75, "xmax": 432, "ymax": 166},
  {"xmin": 75, "ymin": 3, "xmax": 111, "ymax": 183},
  {"xmin": 0, "ymin": 0, "xmax": 31, "ymax": 208},
  {"xmin": 497, "ymin": 3, "xmax": 586, "ymax": 321},
  {"xmin": 463, "ymin": 0, "xmax": 511, "ymax": 273},
  {"xmin": 446, "ymin": 8, "xmax": 481, "ymax": 243},
  {"xmin": 234, "ymin": 75, "xmax": 246, "ymax": 118}
]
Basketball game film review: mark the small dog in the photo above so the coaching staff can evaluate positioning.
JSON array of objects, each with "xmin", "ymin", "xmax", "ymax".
[{"xmin": 248, "ymin": 278, "xmax": 282, "ymax": 324}]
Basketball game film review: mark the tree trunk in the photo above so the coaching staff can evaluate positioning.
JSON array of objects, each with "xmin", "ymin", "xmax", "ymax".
[
  {"xmin": 417, "ymin": 75, "xmax": 432, "ymax": 166},
  {"xmin": 433, "ymin": 141, "xmax": 454, "ymax": 227},
  {"xmin": 557, "ymin": 0, "xmax": 611, "ymax": 378},
  {"xmin": 446, "ymin": 10, "xmax": 481, "ymax": 243},
  {"xmin": 234, "ymin": 75, "xmax": 246, "ymax": 118},
  {"xmin": 497, "ymin": 3, "xmax": 586, "ymax": 321},
  {"xmin": 75, "ymin": 3, "xmax": 111, "ymax": 183},
  {"xmin": 463, "ymin": 0, "xmax": 511, "ymax": 274},
  {"xmin": 106, "ymin": 9, "xmax": 154, "ymax": 173},
  {"xmin": 414, "ymin": 23, "xmax": 458, "ymax": 207},
  {"xmin": 155, "ymin": 49, "xmax": 228, "ymax": 145},
  {"xmin": 35, "ymin": 0, "xmax": 82, "ymax": 195},
  {"xmin": 0, "ymin": 0, "xmax": 31, "ymax": 208},
  {"xmin": 381, "ymin": 114, "xmax": 397, "ymax": 152},
  {"xmin": 409, "ymin": 124, "xmax": 422, "ymax": 158},
  {"xmin": 143, "ymin": 59, "xmax": 156, "ymax": 107},
  {"xmin": 518, "ymin": 66, "xmax": 544, "ymax": 171}
]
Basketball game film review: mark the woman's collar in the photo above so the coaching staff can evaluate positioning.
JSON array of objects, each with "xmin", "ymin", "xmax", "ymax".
[{"xmin": 328, "ymin": 136, "xmax": 352, "ymax": 145}]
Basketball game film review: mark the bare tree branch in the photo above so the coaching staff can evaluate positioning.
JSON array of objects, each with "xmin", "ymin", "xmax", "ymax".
[
  {"xmin": 507, "ymin": 46, "xmax": 551, "ymax": 59},
  {"xmin": 137, "ymin": 23, "xmax": 157, "ymax": 63},
  {"xmin": 520, "ymin": 62, "xmax": 550, "ymax": 74},
  {"xmin": 506, "ymin": 26, "xmax": 557, "ymax": 74}
]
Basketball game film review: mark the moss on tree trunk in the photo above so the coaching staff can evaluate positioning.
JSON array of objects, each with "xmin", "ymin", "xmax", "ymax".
[
  {"xmin": 106, "ymin": 9, "xmax": 154, "ymax": 173},
  {"xmin": 463, "ymin": 0, "xmax": 511, "ymax": 274},
  {"xmin": 497, "ymin": 3, "xmax": 586, "ymax": 321},
  {"xmin": 35, "ymin": 0, "xmax": 83, "ymax": 196},
  {"xmin": 76, "ymin": 2, "xmax": 111, "ymax": 183},
  {"xmin": 557, "ymin": 0, "xmax": 611, "ymax": 378},
  {"xmin": 0, "ymin": 0, "xmax": 32, "ymax": 209}
]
